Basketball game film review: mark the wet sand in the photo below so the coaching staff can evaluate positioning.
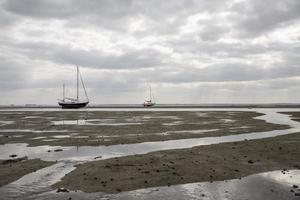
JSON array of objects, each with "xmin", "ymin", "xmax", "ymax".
[
  {"xmin": 0, "ymin": 158, "xmax": 53, "ymax": 187},
  {"xmin": 0, "ymin": 111, "xmax": 288, "ymax": 146},
  {"xmin": 55, "ymin": 131, "xmax": 300, "ymax": 193}
]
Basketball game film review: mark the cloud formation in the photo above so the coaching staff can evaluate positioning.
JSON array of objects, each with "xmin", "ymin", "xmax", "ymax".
[{"xmin": 0, "ymin": 0, "xmax": 300, "ymax": 104}]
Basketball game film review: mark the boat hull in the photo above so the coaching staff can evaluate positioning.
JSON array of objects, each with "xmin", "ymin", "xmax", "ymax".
[
  {"xmin": 58, "ymin": 101, "xmax": 89, "ymax": 109},
  {"xmin": 143, "ymin": 103, "xmax": 155, "ymax": 107}
]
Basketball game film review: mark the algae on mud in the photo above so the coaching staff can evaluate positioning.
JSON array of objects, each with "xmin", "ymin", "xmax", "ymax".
[
  {"xmin": 0, "ymin": 111, "xmax": 288, "ymax": 146},
  {"xmin": 55, "ymin": 130, "xmax": 300, "ymax": 193}
]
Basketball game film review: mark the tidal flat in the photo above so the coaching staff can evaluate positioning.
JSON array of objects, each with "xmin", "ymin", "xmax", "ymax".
[
  {"xmin": 0, "ymin": 109, "xmax": 300, "ymax": 199},
  {"xmin": 54, "ymin": 131, "xmax": 300, "ymax": 193},
  {"xmin": 0, "ymin": 110, "xmax": 288, "ymax": 146}
]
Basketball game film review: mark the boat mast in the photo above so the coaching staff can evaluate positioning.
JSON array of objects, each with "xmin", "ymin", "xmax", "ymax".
[
  {"xmin": 63, "ymin": 83, "xmax": 65, "ymax": 101},
  {"xmin": 149, "ymin": 86, "xmax": 152, "ymax": 102},
  {"xmin": 79, "ymin": 69, "xmax": 89, "ymax": 102},
  {"xmin": 76, "ymin": 66, "xmax": 79, "ymax": 101}
]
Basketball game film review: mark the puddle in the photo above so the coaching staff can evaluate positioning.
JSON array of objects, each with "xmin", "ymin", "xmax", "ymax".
[
  {"xmin": 222, "ymin": 119, "xmax": 236, "ymax": 123},
  {"xmin": 52, "ymin": 120, "xmax": 142, "ymax": 126},
  {"xmin": 230, "ymin": 126, "xmax": 251, "ymax": 129},
  {"xmin": 3, "ymin": 135, "xmax": 25, "ymax": 138},
  {"xmin": 52, "ymin": 120, "xmax": 87, "ymax": 125},
  {"xmin": 98, "ymin": 123, "xmax": 142, "ymax": 126},
  {"xmin": 23, "ymin": 116, "xmax": 41, "ymax": 119},
  {"xmin": 30, "ymin": 137, "xmax": 47, "ymax": 140},
  {"xmin": 73, "ymin": 136, "xmax": 89, "ymax": 139},
  {"xmin": 0, "ymin": 112, "xmax": 24, "ymax": 115},
  {"xmin": 195, "ymin": 112, "xmax": 208, "ymax": 117},
  {"xmin": 158, "ymin": 129, "xmax": 219, "ymax": 135},
  {"xmin": 42, "ymin": 139, "xmax": 59, "ymax": 142},
  {"xmin": 0, "ymin": 129, "xmax": 69, "ymax": 133},
  {"xmin": 162, "ymin": 121, "xmax": 184, "ymax": 126},
  {"xmin": 0, "ymin": 121, "xmax": 14, "ymax": 126},
  {"xmin": 52, "ymin": 135, "xmax": 71, "ymax": 139},
  {"xmin": 12, "ymin": 135, "xmax": 24, "ymax": 138},
  {"xmin": 142, "ymin": 115, "xmax": 181, "ymax": 120}
]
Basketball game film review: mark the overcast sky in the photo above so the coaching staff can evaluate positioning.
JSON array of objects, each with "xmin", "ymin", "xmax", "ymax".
[{"xmin": 0, "ymin": 0, "xmax": 300, "ymax": 105}]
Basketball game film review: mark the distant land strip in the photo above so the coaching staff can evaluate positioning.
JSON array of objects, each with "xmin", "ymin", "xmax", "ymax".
[{"xmin": 0, "ymin": 104, "xmax": 300, "ymax": 109}]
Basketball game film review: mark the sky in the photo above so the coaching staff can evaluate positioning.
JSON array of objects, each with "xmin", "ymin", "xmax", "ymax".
[{"xmin": 0, "ymin": 0, "xmax": 300, "ymax": 105}]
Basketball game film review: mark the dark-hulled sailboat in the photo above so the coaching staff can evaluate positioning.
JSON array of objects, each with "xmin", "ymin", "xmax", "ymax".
[{"xmin": 58, "ymin": 66, "xmax": 89, "ymax": 109}]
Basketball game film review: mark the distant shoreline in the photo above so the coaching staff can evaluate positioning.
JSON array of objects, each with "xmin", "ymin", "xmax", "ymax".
[{"xmin": 0, "ymin": 103, "xmax": 299, "ymax": 109}]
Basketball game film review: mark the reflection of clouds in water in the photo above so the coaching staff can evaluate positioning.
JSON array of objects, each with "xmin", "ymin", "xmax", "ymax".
[
  {"xmin": 263, "ymin": 170, "xmax": 300, "ymax": 187},
  {"xmin": 157, "ymin": 129, "xmax": 219, "ymax": 136},
  {"xmin": 52, "ymin": 119, "xmax": 142, "ymax": 126},
  {"xmin": 162, "ymin": 121, "xmax": 184, "ymax": 126},
  {"xmin": 230, "ymin": 126, "xmax": 251, "ymax": 130},
  {"xmin": 195, "ymin": 112, "xmax": 208, "ymax": 117},
  {"xmin": 222, "ymin": 119, "xmax": 236, "ymax": 123},
  {"xmin": 30, "ymin": 136, "xmax": 47, "ymax": 140},
  {"xmin": 0, "ymin": 120, "xmax": 14, "ymax": 126},
  {"xmin": 52, "ymin": 135, "xmax": 71, "ymax": 139},
  {"xmin": 73, "ymin": 136, "xmax": 89, "ymax": 139},
  {"xmin": 0, "ymin": 129, "xmax": 69, "ymax": 133},
  {"xmin": 110, "ymin": 170, "xmax": 299, "ymax": 200},
  {"xmin": 10, "ymin": 170, "xmax": 300, "ymax": 200},
  {"xmin": 23, "ymin": 116, "xmax": 41, "ymax": 119},
  {"xmin": 142, "ymin": 115, "xmax": 182, "ymax": 120}
]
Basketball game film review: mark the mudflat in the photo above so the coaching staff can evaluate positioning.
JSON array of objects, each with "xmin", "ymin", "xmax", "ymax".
[
  {"xmin": 55, "ymin": 128, "xmax": 300, "ymax": 193},
  {"xmin": 0, "ymin": 157, "xmax": 53, "ymax": 186},
  {"xmin": 0, "ymin": 110, "xmax": 298, "ymax": 193},
  {"xmin": 0, "ymin": 111, "xmax": 288, "ymax": 146}
]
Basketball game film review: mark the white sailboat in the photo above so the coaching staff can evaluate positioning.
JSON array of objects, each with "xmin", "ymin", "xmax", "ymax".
[
  {"xmin": 143, "ymin": 86, "xmax": 155, "ymax": 107},
  {"xmin": 58, "ymin": 66, "xmax": 89, "ymax": 109}
]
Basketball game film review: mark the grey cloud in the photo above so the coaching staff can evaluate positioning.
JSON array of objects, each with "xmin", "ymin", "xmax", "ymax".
[
  {"xmin": 0, "ymin": 57, "xmax": 32, "ymax": 90},
  {"xmin": 3, "ymin": 0, "xmax": 300, "ymax": 37},
  {"xmin": 0, "ymin": 6, "xmax": 19, "ymax": 27},
  {"xmin": 2, "ymin": 0, "xmax": 230, "ymax": 34},
  {"xmin": 15, "ymin": 41, "xmax": 165, "ymax": 69},
  {"xmin": 169, "ymin": 37, "xmax": 300, "ymax": 59},
  {"xmin": 149, "ymin": 64, "xmax": 300, "ymax": 83},
  {"xmin": 199, "ymin": 25, "xmax": 230, "ymax": 41},
  {"xmin": 230, "ymin": 0, "xmax": 300, "ymax": 37},
  {"xmin": 3, "ymin": 0, "xmax": 76, "ymax": 18}
]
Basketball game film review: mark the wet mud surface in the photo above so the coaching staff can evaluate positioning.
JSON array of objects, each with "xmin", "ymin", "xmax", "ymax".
[
  {"xmin": 27, "ymin": 170, "xmax": 300, "ymax": 200},
  {"xmin": 0, "ymin": 111, "xmax": 288, "ymax": 146},
  {"xmin": 0, "ymin": 109, "xmax": 300, "ymax": 199},
  {"xmin": 0, "ymin": 158, "xmax": 53, "ymax": 187},
  {"xmin": 55, "ymin": 131, "xmax": 300, "ymax": 193}
]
